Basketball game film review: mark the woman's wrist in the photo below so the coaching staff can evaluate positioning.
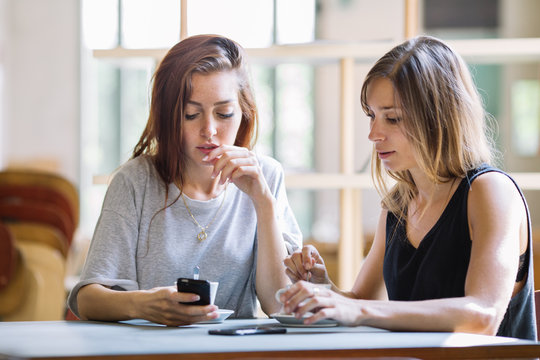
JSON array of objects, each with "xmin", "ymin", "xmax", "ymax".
[
  {"xmin": 352, "ymin": 300, "xmax": 368, "ymax": 326},
  {"xmin": 120, "ymin": 289, "xmax": 142, "ymax": 320},
  {"xmin": 252, "ymin": 190, "xmax": 276, "ymax": 216},
  {"xmin": 127, "ymin": 292, "xmax": 138, "ymax": 319}
]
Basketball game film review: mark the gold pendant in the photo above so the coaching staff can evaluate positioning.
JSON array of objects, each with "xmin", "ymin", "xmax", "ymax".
[{"xmin": 197, "ymin": 230, "xmax": 207, "ymax": 242}]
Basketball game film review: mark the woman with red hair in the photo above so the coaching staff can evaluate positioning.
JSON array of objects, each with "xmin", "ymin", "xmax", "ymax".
[{"xmin": 69, "ymin": 35, "xmax": 301, "ymax": 326}]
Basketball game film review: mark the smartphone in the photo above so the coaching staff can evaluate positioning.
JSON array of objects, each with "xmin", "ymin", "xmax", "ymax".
[
  {"xmin": 176, "ymin": 278, "xmax": 211, "ymax": 305},
  {"xmin": 208, "ymin": 326, "xmax": 286, "ymax": 336}
]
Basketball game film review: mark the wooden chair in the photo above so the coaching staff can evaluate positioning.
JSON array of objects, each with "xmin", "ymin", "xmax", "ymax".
[
  {"xmin": 0, "ymin": 184, "xmax": 77, "ymax": 230},
  {"xmin": 6, "ymin": 223, "xmax": 69, "ymax": 258},
  {"xmin": 13, "ymin": 240, "xmax": 66, "ymax": 320},
  {"xmin": 0, "ymin": 170, "xmax": 77, "ymax": 321},
  {"xmin": 0, "ymin": 222, "xmax": 17, "ymax": 291},
  {"xmin": 0, "ymin": 171, "xmax": 77, "ymax": 257},
  {"xmin": 0, "ymin": 249, "xmax": 36, "ymax": 319},
  {"xmin": 0, "ymin": 223, "xmax": 36, "ymax": 320},
  {"xmin": 535, "ymin": 290, "xmax": 540, "ymax": 341},
  {"xmin": 0, "ymin": 244, "xmax": 65, "ymax": 321},
  {"xmin": 0, "ymin": 170, "xmax": 78, "ymax": 226},
  {"xmin": 0, "ymin": 202, "xmax": 74, "ymax": 247},
  {"xmin": 0, "ymin": 221, "xmax": 66, "ymax": 321}
]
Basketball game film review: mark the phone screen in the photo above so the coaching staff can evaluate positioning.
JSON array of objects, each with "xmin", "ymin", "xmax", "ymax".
[
  {"xmin": 208, "ymin": 327, "xmax": 286, "ymax": 336},
  {"xmin": 176, "ymin": 278, "xmax": 211, "ymax": 305}
]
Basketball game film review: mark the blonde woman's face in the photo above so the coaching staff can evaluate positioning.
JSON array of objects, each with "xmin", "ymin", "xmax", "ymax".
[{"xmin": 366, "ymin": 77, "xmax": 418, "ymax": 173}]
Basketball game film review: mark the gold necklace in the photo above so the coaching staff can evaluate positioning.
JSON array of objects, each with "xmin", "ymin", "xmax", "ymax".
[{"xmin": 181, "ymin": 187, "xmax": 227, "ymax": 242}]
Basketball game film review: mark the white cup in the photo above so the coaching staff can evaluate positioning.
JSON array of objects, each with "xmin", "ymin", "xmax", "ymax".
[
  {"xmin": 275, "ymin": 285, "xmax": 291, "ymax": 303},
  {"xmin": 209, "ymin": 281, "xmax": 218, "ymax": 305},
  {"xmin": 175, "ymin": 279, "xmax": 219, "ymax": 305},
  {"xmin": 275, "ymin": 283, "xmax": 331, "ymax": 303}
]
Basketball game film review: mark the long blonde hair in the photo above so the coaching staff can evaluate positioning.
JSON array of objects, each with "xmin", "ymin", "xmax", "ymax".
[{"xmin": 360, "ymin": 36, "xmax": 496, "ymax": 220}]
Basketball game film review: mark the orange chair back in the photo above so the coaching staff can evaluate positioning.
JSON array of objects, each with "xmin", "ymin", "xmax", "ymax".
[
  {"xmin": 0, "ymin": 203, "xmax": 74, "ymax": 246},
  {"xmin": 0, "ymin": 223, "xmax": 17, "ymax": 291},
  {"xmin": 0, "ymin": 170, "xmax": 78, "ymax": 225}
]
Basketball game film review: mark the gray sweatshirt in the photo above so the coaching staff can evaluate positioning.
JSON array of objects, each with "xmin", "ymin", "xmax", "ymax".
[{"xmin": 68, "ymin": 155, "xmax": 302, "ymax": 319}]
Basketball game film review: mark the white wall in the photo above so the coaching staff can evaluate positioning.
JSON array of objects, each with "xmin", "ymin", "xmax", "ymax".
[{"xmin": 1, "ymin": 0, "xmax": 80, "ymax": 184}]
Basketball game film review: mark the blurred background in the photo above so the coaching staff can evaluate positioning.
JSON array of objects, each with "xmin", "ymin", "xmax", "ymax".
[{"xmin": 0, "ymin": 0, "xmax": 539, "ymax": 320}]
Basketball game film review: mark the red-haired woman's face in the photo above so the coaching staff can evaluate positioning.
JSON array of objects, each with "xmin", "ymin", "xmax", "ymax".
[{"xmin": 182, "ymin": 71, "xmax": 242, "ymax": 171}]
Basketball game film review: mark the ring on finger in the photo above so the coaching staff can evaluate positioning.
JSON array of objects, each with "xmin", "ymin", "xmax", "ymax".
[{"xmin": 312, "ymin": 287, "xmax": 320, "ymax": 297}]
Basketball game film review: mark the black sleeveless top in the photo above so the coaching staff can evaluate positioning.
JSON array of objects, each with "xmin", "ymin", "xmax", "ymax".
[{"xmin": 383, "ymin": 165, "xmax": 537, "ymax": 340}]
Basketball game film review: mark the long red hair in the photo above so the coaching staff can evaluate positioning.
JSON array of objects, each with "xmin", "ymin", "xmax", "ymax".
[{"xmin": 133, "ymin": 35, "xmax": 258, "ymax": 194}]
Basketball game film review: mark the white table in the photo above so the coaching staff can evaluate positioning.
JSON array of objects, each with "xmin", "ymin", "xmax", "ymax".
[{"xmin": 0, "ymin": 318, "xmax": 538, "ymax": 359}]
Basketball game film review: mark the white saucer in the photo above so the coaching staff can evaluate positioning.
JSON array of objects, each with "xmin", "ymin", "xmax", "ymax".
[
  {"xmin": 196, "ymin": 309, "xmax": 234, "ymax": 324},
  {"xmin": 271, "ymin": 313, "xmax": 338, "ymax": 327}
]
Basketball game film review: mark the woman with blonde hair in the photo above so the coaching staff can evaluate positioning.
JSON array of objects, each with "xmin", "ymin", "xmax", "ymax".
[
  {"xmin": 281, "ymin": 36, "xmax": 536, "ymax": 340},
  {"xmin": 68, "ymin": 35, "xmax": 301, "ymax": 326}
]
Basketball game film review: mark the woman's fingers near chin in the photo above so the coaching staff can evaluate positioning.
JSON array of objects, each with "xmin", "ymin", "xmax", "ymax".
[{"xmin": 218, "ymin": 172, "xmax": 229, "ymax": 185}]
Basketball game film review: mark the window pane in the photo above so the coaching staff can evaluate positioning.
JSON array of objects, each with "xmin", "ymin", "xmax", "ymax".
[
  {"xmin": 187, "ymin": 0, "xmax": 274, "ymax": 48},
  {"xmin": 119, "ymin": 61, "xmax": 155, "ymax": 162},
  {"xmin": 251, "ymin": 65, "xmax": 275, "ymax": 157},
  {"xmin": 276, "ymin": 0, "xmax": 316, "ymax": 44},
  {"xmin": 287, "ymin": 189, "xmax": 315, "ymax": 239},
  {"xmin": 469, "ymin": 64, "xmax": 502, "ymax": 119},
  {"xmin": 251, "ymin": 64, "xmax": 315, "ymax": 171},
  {"xmin": 275, "ymin": 64, "xmax": 314, "ymax": 170},
  {"xmin": 80, "ymin": 60, "xmax": 120, "ymax": 236},
  {"xmin": 80, "ymin": 59, "xmax": 154, "ymax": 236},
  {"xmin": 512, "ymin": 80, "xmax": 540, "ymax": 156},
  {"xmin": 424, "ymin": 0, "xmax": 498, "ymax": 29},
  {"xmin": 82, "ymin": 0, "xmax": 119, "ymax": 49},
  {"xmin": 121, "ymin": 0, "xmax": 180, "ymax": 48},
  {"xmin": 423, "ymin": 0, "xmax": 540, "ymax": 40},
  {"xmin": 311, "ymin": 189, "xmax": 340, "ymax": 243},
  {"xmin": 96, "ymin": 62, "xmax": 121, "ymax": 173}
]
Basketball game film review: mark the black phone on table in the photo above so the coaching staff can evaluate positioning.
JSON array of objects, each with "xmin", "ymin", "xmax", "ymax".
[
  {"xmin": 208, "ymin": 326, "xmax": 286, "ymax": 336},
  {"xmin": 176, "ymin": 278, "xmax": 210, "ymax": 305}
]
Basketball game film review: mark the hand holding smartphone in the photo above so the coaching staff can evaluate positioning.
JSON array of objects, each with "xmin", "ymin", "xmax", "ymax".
[
  {"xmin": 208, "ymin": 326, "xmax": 286, "ymax": 336},
  {"xmin": 176, "ymin": 278, "xmax": 211, "ymax": 305}
]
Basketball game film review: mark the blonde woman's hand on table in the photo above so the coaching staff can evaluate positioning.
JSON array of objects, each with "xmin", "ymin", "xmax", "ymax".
[{"xmin": 278, "ymin": 280, "xmax": 361, "ymax": 326}]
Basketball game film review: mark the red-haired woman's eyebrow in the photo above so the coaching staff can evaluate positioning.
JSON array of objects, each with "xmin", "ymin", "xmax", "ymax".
[
  {"xmin": 186, "ymin": 100, "xmax": 234, "ymax": 107},
  {"xmin": 214, "ymin": 100, "xmax": 234, "ymax": 106}
]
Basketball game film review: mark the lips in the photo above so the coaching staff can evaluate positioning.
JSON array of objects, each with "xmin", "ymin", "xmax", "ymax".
[
  {"xmin": 377, "ymin": 150, "xmax": 395, "ymax": 159},
  {"xmin": 196, "ymin": 143, "xmax": 218, "ymax": 155}
]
